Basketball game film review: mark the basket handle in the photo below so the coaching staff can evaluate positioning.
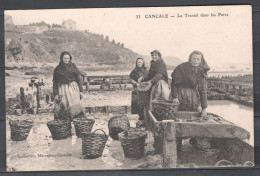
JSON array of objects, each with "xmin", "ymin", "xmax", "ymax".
[{"xmin": 93, "ymin": 129, "xmax": 107, "ymax": 137}]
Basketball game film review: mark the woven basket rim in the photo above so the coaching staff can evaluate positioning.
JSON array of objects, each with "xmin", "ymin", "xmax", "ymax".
[
  {"xmin": 9, "ymin": 119, "xmax": 33, "ymax": 127},
  {"xmin": 108, "ymin": 115, "xmax": 128, "ymax": 121},
  {"xmin": 119, "ymin": 128, "xmax": 147, "ymax": 140},
  {"xmin": 47, "ymin": 120, "xmax": 70, "ymax": 125},
  {"xmin": 73, "ymin": 118, "xmax": 95, "ymax": 123},
  {"xmin": 82, "ymin": 129, "xmax": 108, "ymax": 137},
  {"xmin": 108, "ymin": 116, "xmax": 129, "ymax": 125}
]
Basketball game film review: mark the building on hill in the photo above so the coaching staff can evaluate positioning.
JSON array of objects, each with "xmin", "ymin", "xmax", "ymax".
[
  {"xmin": 5, "ymin": 15, "xmax": 14, "ymax": 27},
  {"xmin": 62, "ymin": 19, "xmax": 76, "ymax": 30}
]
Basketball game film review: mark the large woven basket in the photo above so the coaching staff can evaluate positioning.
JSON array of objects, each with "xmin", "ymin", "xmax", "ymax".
[
  {"xmin": 152, "ymin": 99, "xmax": 179, "ymax": 121},
  {"xmin": 73, "ymin": 118, "xmax": 95, "ymax": 138},
  {"xmin": 9, "ymin": 119, "xmax": 33, "ymax": 141},
  {"xmin": 47, "ymin": 120, "xmax": 71, "ymax": 140},
  {"xmin": 119, "ymin": 128, "xmax": 147, "ymax": 158},
  {"xmin": 82, "ymin": 129, "xmax": 108, "ymax": 159},
  {"xmin": 108, "ymin": 115, "xmax": 130, "ymax": 140}
]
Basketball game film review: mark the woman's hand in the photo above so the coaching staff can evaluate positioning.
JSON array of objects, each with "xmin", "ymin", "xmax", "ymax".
[
  {"xmin": 172, "ymin": 98, "xmax": 180, "ymax": 104},
  {"xmin": 55, "ymin": 95, "xmax": 62, "ymax": 104},
  {"xmin": 80, "ymin": 92, "xmax": 84, "ymax": 100},
  {"xmin": 201, "ymin": 108, "xmax": 207, "ymax": 117},
  {"xmin": 138, "ymin": 77, "xmax": 143, "ymax": 83},
  {"xmin": 147, "ymin": 80, "xmax": 152, "ymax": 88},
  {"xmin": 54, "ymin": 95, "xmax": 59, "ymax": 100}
]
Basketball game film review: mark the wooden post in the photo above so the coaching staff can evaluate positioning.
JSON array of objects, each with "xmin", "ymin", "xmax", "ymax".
[
  {"xmin": 109, "ymin": 79, "xmax": 112, "ymax": 90},
  {"xmin": 143, "ymin": 105, "xmax": 150, "ymax": 130},
  {"xmin": 46, "ymin": 94, "xmax": 50, "ymax": 104},
  {"xmin": 32, "ymin": 92, "xmax": 37, "ymax": 114},
  {"xmin": 20, "ymin": 87, "xmax": 26, "ymax": 109},
  {"xmin": 90, "ymin": 107, "xmax": 96, "ymax": 114},
  {"xmin": 105, "ymin": 106, "xmax": 110, "ymax": 114},
  {"xmin": 162, "ymin": 120, "xmax": 177, "ymax": 168},
  {"xmin": 86, "ymin": 82, "xmax": 89, "ymax": 91},
  {"xmin": 36, "ymin": 83, "xmax": 40, "ymax": 108}
]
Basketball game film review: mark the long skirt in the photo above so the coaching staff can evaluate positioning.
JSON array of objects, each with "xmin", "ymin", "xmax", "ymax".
[
  {"xmin": 131, "ymin": 88, "xmax": 139, "ymax": 114},
  {"xmin": 54, "ymin": 81, "xmax": 83, "ymax": 121},
  {"xmin": 131, "ymin": 88, "xmax": 149, "ymax": 120}
]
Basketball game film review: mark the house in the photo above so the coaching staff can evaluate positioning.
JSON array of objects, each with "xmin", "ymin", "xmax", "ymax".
[{"xmin": 62, "ymin": 19, "xmax": 77, "ymax": 30}]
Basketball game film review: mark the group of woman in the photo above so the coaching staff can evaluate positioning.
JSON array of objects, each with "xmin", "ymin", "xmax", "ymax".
[
  {"xmin": 130, "ymin": 49, "xmax": 209, "ymax": 120},
  {"xmin": 53, "ymin": 49, "xmax": 210, "ymax": 151},
  {"xmin": 130, "ymin": 50, "xmax": 210, "ymax": 152}
]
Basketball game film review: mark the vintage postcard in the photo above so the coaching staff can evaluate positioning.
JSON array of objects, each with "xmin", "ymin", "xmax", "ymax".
[{"xmin": 5, "ymin": 5, "xmax": 254, "ymax": 171}]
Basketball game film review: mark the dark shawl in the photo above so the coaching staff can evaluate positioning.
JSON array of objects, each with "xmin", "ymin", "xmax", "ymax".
[
  {"xmin": 53, "ymin": 61, "xmax": 83, "ymax": 95},
  {"xmin": 146, "ymin": 59, "xmax": 168, "ymax": 83},
  {"xmin": 171, "ymin": 57, "xmax": 210, "ymax": 98},
  {"xmin": 129, "ymin": 66, "xmax": 148, "ymax": 82}
]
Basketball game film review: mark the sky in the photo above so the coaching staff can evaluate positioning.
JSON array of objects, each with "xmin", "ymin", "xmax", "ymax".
[{"xmin": 5, "ymin": 5, "xmax": 253, "ymax": 68}]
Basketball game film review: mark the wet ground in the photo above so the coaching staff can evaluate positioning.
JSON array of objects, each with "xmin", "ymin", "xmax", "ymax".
[
  {"xmin": 7, "ymin": 113, "xmax": 166, "ymax": 171},
  {"xmin": 6, "ymin": 99, "xmax": 254, "ymax": 171}
]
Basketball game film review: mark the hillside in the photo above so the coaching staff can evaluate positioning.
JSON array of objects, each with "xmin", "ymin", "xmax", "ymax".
[
  {"xmin": 5, "ymin": 23, "xmax": 183, "ymax": 70},
  {"xmin": 5, "ymin": 28, "xmax": 141, "ymax": 69}
]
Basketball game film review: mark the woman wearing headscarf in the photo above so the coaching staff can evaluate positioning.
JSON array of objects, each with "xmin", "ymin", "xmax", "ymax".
[
  {"xmin": 143, "ymin": 50, "xmax": 170, "ymax": 107},
  {"xmin": 129, "ymin": 58, "xmax": 149, "ymax": 122},
  {"xmin": 171, "ymin": 50, "xmax": 210, "ymax": 151},
  {"xmin": 53, "ymin": 51, "xmax": 84, "ymax": 121}
]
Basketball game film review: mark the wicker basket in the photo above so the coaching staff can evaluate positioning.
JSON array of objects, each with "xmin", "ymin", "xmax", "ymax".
[
  {"xmin": 82, "ymin": 129, "xmax": 108, "ymax": 159},
  {"xmin": 152, "ymin": 99, "xmax": 179, "ymax": 121},
  {"xmin": 9, "ymin": 119, "xmax": 33, "ymax": 141},
  {"xmin": 137, "ymin": 82, "xmax": 151, "ymax": 91},
  {"xmin": 108, "ymin": 115, "xmax": 130, "ymax": 140},
  {"xmin": 47, "ymin": 120, "xmax": 71, "ymax": 140},
  {"xmin": 119, "ymin": 128, "xmax": 147, "ymax": 158},
  {"xmin": 73, "ymin": 118, "xmax": 95, "ymax": 138}
]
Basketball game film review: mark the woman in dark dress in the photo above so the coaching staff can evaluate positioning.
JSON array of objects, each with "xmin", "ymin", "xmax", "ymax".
[
  {"xmin": 129, "ymin": 58, "xmax": 148, "ymax": 121},
  {"xmin": 143, "ymin": 50, "xmax": 170, "ymax": 109},
  {"xmin": 171, "ymin": 50, "xmax": 210, "ymax": 150},
  {"xmin": 53, "ymin": 51, "xmax": 84, "ymax": 121}
]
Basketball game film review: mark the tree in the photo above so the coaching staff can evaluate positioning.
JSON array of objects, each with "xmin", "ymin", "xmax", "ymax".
[
  {"xmin": 121, "ymin": 43, "xmax": 124, "ymax": 48},
  {"xmin": 105, "ymin": 36, "xmax": 109, "ymax": 41},
  {"xmin": 7, "ymin": 39, "xmax": 23, "ymax": 59},
  {"xmin": 112, "ymin": 39, "xmax": 115, "ymax": 44},
  {"xmin": 52, "ymin": 23, "xmax": 62, "ymax": 28}
]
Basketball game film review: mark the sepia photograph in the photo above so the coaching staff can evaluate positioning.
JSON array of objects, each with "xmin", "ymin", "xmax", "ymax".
[{"xmin": 5, "ymin": 5, "xmax": 254, "ymax": 171}]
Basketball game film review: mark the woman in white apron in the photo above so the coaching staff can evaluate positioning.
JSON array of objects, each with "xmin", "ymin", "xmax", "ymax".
[
  {"xmin": 143, "ymin": 50, "xmax": 170, "ymax": 108},
  {"xmin": 53, "ymin": 51, "xmax": 84, "ymax": 121}
]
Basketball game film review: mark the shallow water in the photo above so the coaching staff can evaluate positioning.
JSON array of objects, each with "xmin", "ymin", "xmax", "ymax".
[
  {"xmin": 207, "ymin": 100, "xmax": 254, "ymax": 146},
  {"xmin": 6, "ymin": 100, "xmax": 254, "ymax": 171}
]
